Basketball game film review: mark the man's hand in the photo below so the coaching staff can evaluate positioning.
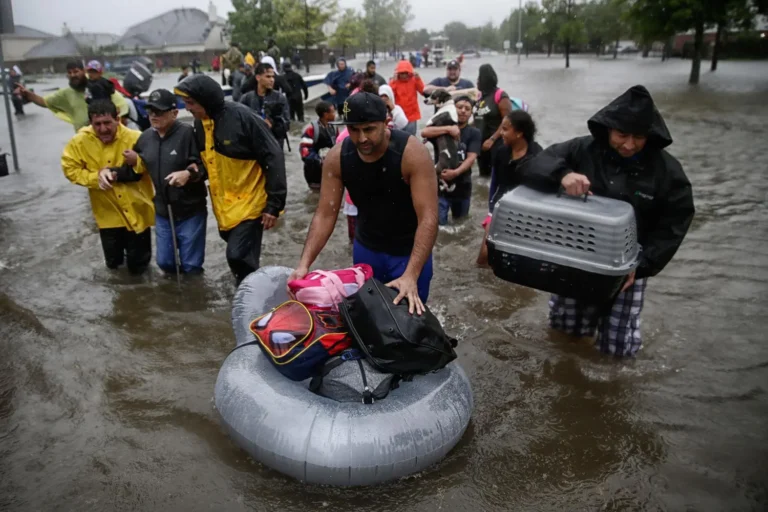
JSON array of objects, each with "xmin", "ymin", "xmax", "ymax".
[
  {"xmin": 264, "ymin": 118, "xmax": 273, "ymax": 128},
  {"xmin": 482, "ymin": 137, "xmax": 495, "ymax": 151},
  {"xmin": 448, "ymin": 125, "xmax": 460, "ymax": 140},
  {"xmin": 165, "ymin": 170, "xmax": 191, "ymax": 187},
  {"xmin": 122, "ymin": 149, "xmax": 138, "ymax": 167},
  {"xmin": 386, "ymin": 274, "xmax": 424, "ymax": 316},
  {"xmin": 561, "ymin": 172, "xmax": 591, "ymax": 196},
  {"xmin": 13, "ymin": 85, "xmax": 26, "ymax": 97},
  {"xmin": 98, "ymin": 168, "xmax": 116, "ymax": 190},
  {"xmin": 441, "ymin": 169, "xmax": 459, "ymax": 182},
  {"xmin": 620, "ymin": 270, "xmax": 636, "ymax": 293},
  {"xmin": 329, "ymin": 88, "xmax": 337, "ymax": 96},
  {"xmin": 445, "ymin": 85, "xmax": 456, "ymax": 92},
  {"xmin": 287, "ymin": 265, "xmax": 309, "ymax": 292},
  {"xmin": 262, "ymin": 213, "xmax": 278, "ymax": 230}
]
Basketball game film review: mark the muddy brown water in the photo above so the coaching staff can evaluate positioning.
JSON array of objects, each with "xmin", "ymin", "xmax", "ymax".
[{"xmin": 1, "ymin": 56, "xmax": 767, "ymax": 511}]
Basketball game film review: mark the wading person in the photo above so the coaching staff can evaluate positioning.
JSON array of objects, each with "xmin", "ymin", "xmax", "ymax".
[
  {"xmin": 116, "ymin": 89, "xmax": 208, "ymax": 275},
  {"xmin": 240, "ymin": 63, "xmax": 290, "ymax": 149},
  {"xmin": 300, "ymin": 101, "xmax": 337, "ymax": 190},
  {"xmin": 16, "ymin": 61, "xmax": 128, "ymax": 132},
  {"xmin": 388, "ymin": 60, "xmax": 425, "ymax": 136},
  {"xmin": 60, "ymin": 100, "xmax": 154, "ymax": 274},
  {"xmin": 421, "ymin": 95, "xmax": 481, "ymax": 225},
  {"xmin": 364, "ymin": 60, "xmax": 387, "ymax": 88},
  {"xmin": 282, "ymin": 62, "xmax": 308, "ymax": 122},
  {"xmin": 175, "ymin": 75, "xmax": 286, "ymax": 285},
  {"xmin": 474, "ymin": 64, "xmax": 513, "ymax": 178},
  {"xmin": 324, "ymin": 57, "xmax": 353, "ymax": 109},
  {"xmin": 289, "ymin": 93, "xmax": 438, "ymax": 314},
  {"xmin": 423, "ymin": 59, "xmax": 475, "ymax": 97},
  {"xmin": 477, "ymin": 110, "xmax": 542, "ymax": 264},
  {"xmin": 520, "ymin": 85, "xmax": 695, "ymax": 357}
]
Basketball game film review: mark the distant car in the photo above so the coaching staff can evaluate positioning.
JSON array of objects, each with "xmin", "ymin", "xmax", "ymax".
[{"xmin": 111, "ymin": 56, "xmax": 154, "ymax": 76}]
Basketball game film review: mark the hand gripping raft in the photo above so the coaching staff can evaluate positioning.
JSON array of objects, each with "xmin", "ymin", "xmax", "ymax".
[{"xmin": 214, "ymin": 266, "xmax": 474, "ymax": 486}]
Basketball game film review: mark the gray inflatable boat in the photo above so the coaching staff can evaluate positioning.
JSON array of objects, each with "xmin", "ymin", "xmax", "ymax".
[{"xmin": 214, "ymin": 266, "xmax": 474, "ymax": 486}]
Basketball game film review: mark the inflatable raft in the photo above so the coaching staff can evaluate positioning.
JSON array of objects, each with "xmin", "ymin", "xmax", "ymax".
[{"xmin": 214, "ymin": 266, "xmax": 474, "ymax": 486}]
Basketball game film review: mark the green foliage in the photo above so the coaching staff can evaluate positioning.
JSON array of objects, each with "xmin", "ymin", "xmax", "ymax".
[
  {"xmin": 229, "ymin": 0, "xmax": 337, "ymax": 52},
  {"xmin": 330, "ymin": 8, "xmax": 365, "ymax": 52},
  {"xmin": 404, "ymin": 28, "xmax": 432, "ymax": 49}
]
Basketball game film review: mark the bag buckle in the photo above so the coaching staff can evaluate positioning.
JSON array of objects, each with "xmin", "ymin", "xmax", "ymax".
[{"xmin": 362, "ymin": 387, "xmax": 374, "ymax": 404}]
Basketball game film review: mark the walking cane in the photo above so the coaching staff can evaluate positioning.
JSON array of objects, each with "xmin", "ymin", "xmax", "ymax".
[{"xmin": 165, "ymin": 183, "xmax": 182, "ymax": 290}]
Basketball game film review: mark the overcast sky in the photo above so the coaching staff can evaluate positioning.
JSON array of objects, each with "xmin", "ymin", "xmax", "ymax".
[{"xmin": 11, "ymin": 0, "xmax": 510, "ymax": 36}]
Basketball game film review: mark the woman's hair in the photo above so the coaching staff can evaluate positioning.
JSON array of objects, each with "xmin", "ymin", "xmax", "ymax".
[
  {"xmin": 505, "ymin": 110, "xmax": 536, "ymax": 143},
  {"xmin": 359, "ymin": 79, "xmax": 378, "ymax": 94},
  {"xmin": 348, "ymin": 72, "xmax": 365, "ymax": 90},
  {"xmin": 477, "ymin": 64, "xmax": 498, "ymax": 94}
]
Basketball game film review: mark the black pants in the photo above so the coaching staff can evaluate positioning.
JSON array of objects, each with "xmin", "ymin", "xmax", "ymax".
[
  {"xmin": 288, "ymin": 97, "xmax": 304, "ymax": 122},
  {"xmin": 304, "ymin": 159, "xmax": 322, "ymax": 189},
  {"xmin": 11, "ymin": 95, "xmax": 24, "ymax": 115},
  {"xmin": 478, "ymin": 138, "xmax": 503, "ymax": 178},
  {"xmin": 219, "ymin": 218, "xmax": 264, "ymax": 285},
  {"xmin": 99, "ymin": 227, "xmax": 152, "ymax": 274}
]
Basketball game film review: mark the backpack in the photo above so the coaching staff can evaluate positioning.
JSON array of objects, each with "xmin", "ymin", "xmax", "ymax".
[
  {"xmin": 309, "ymin": 349, "xmax": 403, "ymax": 404},
  {"xmin": 493, "ymin": 89, "xmax": 529, "ymax": 112},
  {"xmin": 288, "ymin": 264, "xmax": 373, "ymax": 311},
  {"xmin": 339, "ymin": 278, "xmax": 458, "ymax": 376},
  {"xmin": 235, "ymin": 300, "xmax": 352, "ymax": 381}
]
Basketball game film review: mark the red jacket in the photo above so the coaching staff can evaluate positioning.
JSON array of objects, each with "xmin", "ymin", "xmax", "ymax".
[{"xmin": 389, "ymin": 60, "xmax": 424, "ymax": 122}]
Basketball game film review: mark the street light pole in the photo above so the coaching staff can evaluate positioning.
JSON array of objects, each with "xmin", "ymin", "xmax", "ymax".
[
  {"xmin": 516, "ymin": 0, "xmax": 522, "ymax": 65},
  {"xmin": 304, "ymin": 0, "xmax": 310, "ymax": 73},
  {"xmin": 0, "ymin": 8, "xmax": 20, "ymax": 171}
]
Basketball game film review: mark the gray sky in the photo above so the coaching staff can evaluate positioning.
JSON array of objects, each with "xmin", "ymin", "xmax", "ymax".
[{"xmin": 12, "ymin": 0, "xmax": 507, "ymax": 37}]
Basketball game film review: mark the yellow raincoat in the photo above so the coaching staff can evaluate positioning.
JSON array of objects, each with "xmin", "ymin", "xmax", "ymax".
[{"xmin": 61, "ymin": 124, "xmax": 155, "ymax": 233}]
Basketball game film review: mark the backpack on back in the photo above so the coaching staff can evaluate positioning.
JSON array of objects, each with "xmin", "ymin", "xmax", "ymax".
[{"xmin": 339, "ymin": 278, "xmax": 458, "ymax": 376}]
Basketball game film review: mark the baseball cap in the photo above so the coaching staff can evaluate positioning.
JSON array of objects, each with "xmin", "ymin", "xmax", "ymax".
[
  {"xmin": 86, "ymin": 60, "xmax": 103, "ymax": 72},
  {"xmin": 146, "ymin": 89, "xmax": 178, "ymax": 111},
  {"xmin": 446, "ymin": 59, "xmax": 460, "ymax": 69},
  {"xmin": 331, "ymin": 92, "xmax": 388, "ymax": 125}
]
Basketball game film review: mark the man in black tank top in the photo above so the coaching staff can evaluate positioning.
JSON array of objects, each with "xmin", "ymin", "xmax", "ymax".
[{"xmin": 289, "ymin": 92, "xmax": 439, "ymax": 315}]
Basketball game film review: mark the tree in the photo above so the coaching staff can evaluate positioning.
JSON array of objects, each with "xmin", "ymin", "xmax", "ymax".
[
  {"xmin": 500, "ymin": 3, "xmax": 545, "ymax": 56},
  {"xmin": 363, "ymin": 0, "xmax": 391, "ymax": 58},
  {"xmin": 385, "ymin": 0, "xmax": 413, "ymax": 55},
  {"xmin": 404, "ymin": 28, "xmax": 431, "ymax": 49},
  {"xmin": 330, "ymin": 8, "xmax": 365, "ymax": 56},
  {"xmin": 444, "ymin": 22, "xmax": 472, "ymax": 50},
  {"xmin": 229, "ymin": 0, "xmax": 337, "ymax": 55},
  {"xmin": 538, "ymin": 0, "xmax": 567, "ymax": 56},
  {"xmin": 478, "ymin": 21, "xmax": 501, "ymax": 50}
]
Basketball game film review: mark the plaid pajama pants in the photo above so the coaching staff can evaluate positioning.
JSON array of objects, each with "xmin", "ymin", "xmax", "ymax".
[{"xmin": 548, "ymin": 278, "xmax": 648, "ymax": 357}]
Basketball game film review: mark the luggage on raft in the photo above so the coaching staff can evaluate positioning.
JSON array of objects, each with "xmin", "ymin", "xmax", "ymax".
[{"xmin": 487, "ymin": 185, "xmax": 640, "ymax": 303}]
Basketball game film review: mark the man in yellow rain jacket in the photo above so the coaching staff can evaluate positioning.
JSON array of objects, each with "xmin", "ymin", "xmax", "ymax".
[
  {"xmin": 174, "ymin": 74, "xmax": 286, "ymax": 285},
  {"xmin": 61, "ymin": 99, "xmax": 155, "ymax": 274}
]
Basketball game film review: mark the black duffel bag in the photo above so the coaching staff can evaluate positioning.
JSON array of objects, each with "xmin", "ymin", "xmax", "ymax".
[{"xmin": 339, "ymin": 278, "xmax": 458, "ymax": 375}]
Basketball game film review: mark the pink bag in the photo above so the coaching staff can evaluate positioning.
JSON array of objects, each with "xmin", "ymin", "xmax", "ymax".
[{"xmin": 288, "ymin": 264, "xmax": 374, "ymax": 310}]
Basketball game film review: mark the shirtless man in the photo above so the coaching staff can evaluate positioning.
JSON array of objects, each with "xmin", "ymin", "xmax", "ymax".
[{"xmin": 288, "ymin": 92, "xmax": 438, "ymax": 314}]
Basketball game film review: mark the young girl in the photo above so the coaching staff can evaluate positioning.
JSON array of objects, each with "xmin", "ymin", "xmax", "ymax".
[{"xmin": 477, "ymin": 110, "xmax": 542, "ymax": 265}]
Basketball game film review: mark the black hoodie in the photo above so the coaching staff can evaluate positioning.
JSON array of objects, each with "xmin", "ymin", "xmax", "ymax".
[
  {"xmin": 115, "ymin": 120, "xmax": 207, "ymax": 221},
  {"xmin": 174, "ymin": 75, "xmax": 286, "ymax": 222},
  {"xmin": 520, "ymin": 85, "xmax": 695, "ymax": 279}
]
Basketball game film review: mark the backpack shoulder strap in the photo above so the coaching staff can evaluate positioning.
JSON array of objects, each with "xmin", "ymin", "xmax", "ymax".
[
  {"xmin": 494, "ymin": 88, "xmax": 504, "ymax": 105},
  {"xmin": 311, "ymin": 120, "xmax": 320, "ymax": 145},
  {"xmin": 308, "ymin": 356, "xmax": 346, "ymax": 394},
  {"xmin": 312, "ymin": 270, "xmax": 347, "ymax": 304}
]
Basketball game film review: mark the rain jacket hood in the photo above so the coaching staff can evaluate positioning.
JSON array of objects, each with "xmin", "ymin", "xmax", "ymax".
[
  {"xmin": 395, "ymin": 60, "xmax": 415, "ymax": 77},
  {"xmin": 175, "ymin": 74, "xmax": 225, "ymax": 118},
  {"xmin": 588, "ymin": 85, "xmax": 672, "ymax": 150}
]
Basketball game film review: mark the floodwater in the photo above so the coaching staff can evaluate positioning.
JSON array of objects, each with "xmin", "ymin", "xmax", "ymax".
[{"xmin": 1, "ymin": 55, "xmax": 767, "ymax": 511}]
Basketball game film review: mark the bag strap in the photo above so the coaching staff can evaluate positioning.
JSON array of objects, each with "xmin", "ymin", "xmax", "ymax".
[
  {"xmin": 312, "ymin": 270, "xmax": 347, "ymax": 304},
  {"xmin": 350, "ymin": 266, "xmax": 366, "ymax": 288},
  {"xmin": 308, "ymin": 356, "xmax": 346, "ymax": 394},
  {"xmin": 494, "ymin": 88, "xmax": 504, "ymax": 105}
]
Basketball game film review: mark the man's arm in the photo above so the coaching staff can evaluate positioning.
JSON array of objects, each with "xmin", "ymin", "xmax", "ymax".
[
  {"xmin": 246, "ymin": 111, "xmax": 287, "ymax": 217},
  {"xmin": 61, "ymin": 137, "xmax": 103, "ymax": 189},
  {"xmin": 420, "ymin": 125, "xmax": 459, "ymax": 139},
  {"xmin": 416, "ymin": 76, "xmax": 426, "ymax": 96},
  {"xmin": 16, "ymin": 85, "xmax": 48, "ymax": 108},
  {"xmin": 291, "ymin": 146, "xmax": 345, "ymax": 278},
  {"xmin": 635, "ymin": 162, "xmax": 695, "ymax": 279},
  {"xmin": 520, "ymin": 138, "xmax": 585, "ymax": 192},
  {"xmin": 401, "ymin": 136, "xmax": 439, "ymax": 282},
  {"xmin": 422, "ymin": 78, "xmax": 443, "ymax": 96}
]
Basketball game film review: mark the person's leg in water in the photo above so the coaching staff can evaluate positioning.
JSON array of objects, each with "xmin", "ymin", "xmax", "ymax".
[
  {"xmin": 594, "ymin": 278, "xmax": 647, "ymax": 357},
  {"xmin": 176, "ymin": 212, "xmax": 207, "ymax": 274},
  {"xmin": 154, "ymin": 215, "xmax": 176, "ymax": 273},
  {"xmin": 125, "ymin": 228, "xmax": 152, "ymax": 275},
  {"xmin": 450, "ymin": 197, "xmax": 471, "ymax": 221},
  {"xmin": 99, "ymin": 227, "xmax": 126, "ymax": 269},
  {"xmin": 219, "ymin": 218, "xmax": 264, "ymax": 285},
  {"xmin": 438, "ymin": 196, "xmax": 450, "ymax": 226}
]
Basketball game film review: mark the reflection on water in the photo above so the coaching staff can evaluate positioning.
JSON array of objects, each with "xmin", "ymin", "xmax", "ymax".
[{"xmin": 1, "ymin": 56, "xmax": 767, "ymax": 511}]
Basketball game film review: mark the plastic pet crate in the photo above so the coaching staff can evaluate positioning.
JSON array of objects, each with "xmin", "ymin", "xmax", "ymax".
[{"xmin": 487, "ymin": 185, "xmax": 640, "ymax": 303}]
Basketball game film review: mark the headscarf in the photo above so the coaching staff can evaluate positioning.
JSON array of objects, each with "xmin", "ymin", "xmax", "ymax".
[{"xmin": 378, "ymin": 84, "xmax": 396, "ymax": 103}]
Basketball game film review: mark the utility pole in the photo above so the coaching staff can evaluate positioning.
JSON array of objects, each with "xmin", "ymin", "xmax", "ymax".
[
  {"xmin": 304, "ymin": 0, "xmax": 310, "ymax": 73},
  {"xmin": 0, "ymin": 8, "xmax": 19, "ymax": 172},
  {"xmin": 516, "ymin": 0, "xmax": 522, "ymax": 65}
]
